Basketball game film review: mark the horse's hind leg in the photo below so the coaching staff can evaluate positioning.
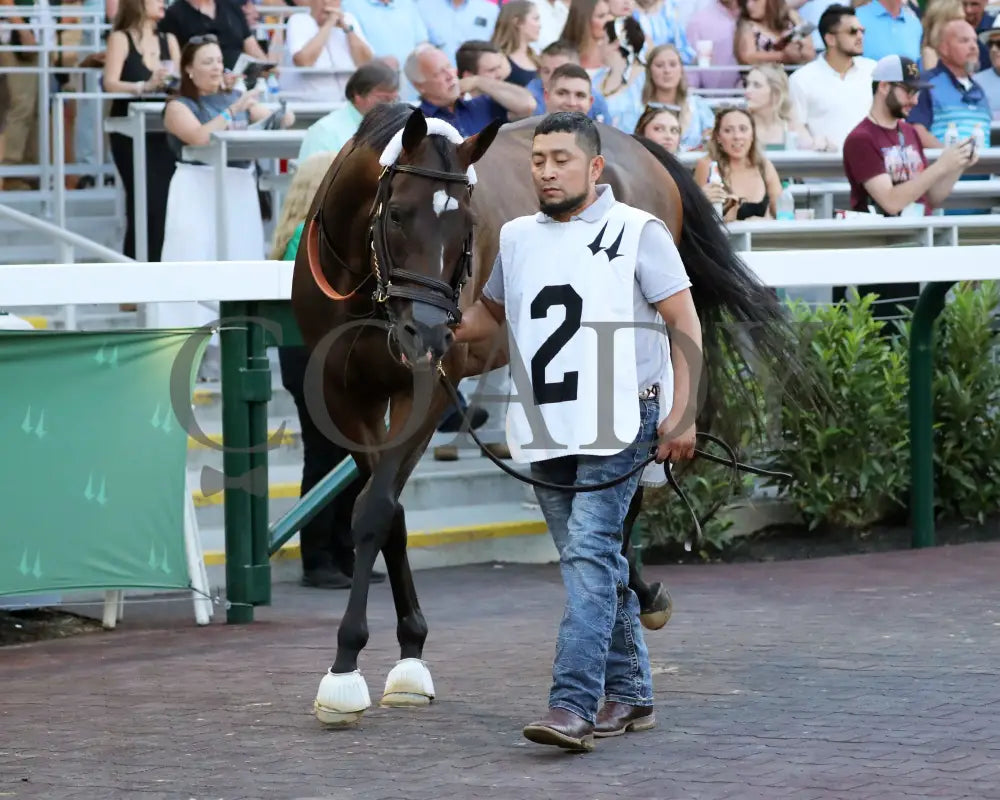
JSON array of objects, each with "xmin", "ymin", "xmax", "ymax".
[
  {"xmin": 623, "ymin": 486, "xmax": 673, "ymax": 631},
  {"xmin": 379, "ymin": 503, "xmax": 435, "ymax": 707}
]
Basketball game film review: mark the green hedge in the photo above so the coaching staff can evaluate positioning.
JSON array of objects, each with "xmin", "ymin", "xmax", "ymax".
[{"xmin": 639, "ymin": 281, "xmax": 1000, "ymax": 554}]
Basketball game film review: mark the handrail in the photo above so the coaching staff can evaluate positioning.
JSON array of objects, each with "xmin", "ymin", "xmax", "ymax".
[{"xmin": 0, "ymin": 203, "xmax": 132, "ymax": 263}]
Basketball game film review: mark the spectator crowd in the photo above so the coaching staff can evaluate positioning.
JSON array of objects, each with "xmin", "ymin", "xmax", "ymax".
[
  {"xmin": 2, "ymin": 0, "xmax": 998, "ymax": 224},
  {"xmin": 1, "ymin": 0, "xmax": 998, "ymax": 578}
]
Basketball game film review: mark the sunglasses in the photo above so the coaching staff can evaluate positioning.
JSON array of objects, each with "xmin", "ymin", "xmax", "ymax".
[
  {"xmin": 989, "ymin": 40, "xmax": 1000, "ymax": 50},
  {"xmin": 645, "ymin": 101, "xmax": 681, "ymax": 113},
  {"xmin": 837, "ymin": 25, "xmax": 865, "ymax": 35},
  {"xmin": 188, "ymin": 34, "xmax": 219, "ymax": 45}
]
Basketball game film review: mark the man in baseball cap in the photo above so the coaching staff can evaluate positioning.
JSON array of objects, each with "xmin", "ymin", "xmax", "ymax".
[
  {"xmin": 837, "ymin": 52, "xmax": 976, "ymax": 321},
  {"xmin": 870, "ymin": 54, "xmax": 933, "ymax": 91}
]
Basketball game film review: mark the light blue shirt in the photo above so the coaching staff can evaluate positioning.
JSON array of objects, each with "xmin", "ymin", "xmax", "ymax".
[
  {"xmin": 592, "ymin": 69, "xmax": 646, "ymax": 135},
  {"xmin": 342, "ymin": 0, "xmax": 430, "ymax": 99},
  {"xmin": 298, "ymin": 101, "xmax": 364, "ymax": 161},
  {"xmin": 416, "ymin": 0, "xmax": 498, "ymax": 65},
  {"xmin": 631, "ymin": 0, "xmax": 695, "ymax": 64},
  {"xmin": 974, "ymin": 67, "xmax": 1000, "ymax": 119},
  {"xmin": 854, "ymin": 0, "xmax": 922, "ymax": 62}
]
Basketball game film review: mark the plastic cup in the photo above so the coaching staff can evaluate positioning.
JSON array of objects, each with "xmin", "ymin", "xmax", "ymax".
[{"xmin": 696, "ymin": 40, "xmax": 713, "ymax": 67}]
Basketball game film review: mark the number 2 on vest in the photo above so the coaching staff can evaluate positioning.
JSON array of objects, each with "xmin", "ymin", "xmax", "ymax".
[{"xmin": 530, "ymin": 284, "xmax": 583, "ymax": 405}]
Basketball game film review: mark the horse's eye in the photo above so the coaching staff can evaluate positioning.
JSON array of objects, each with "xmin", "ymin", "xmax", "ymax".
[{"xmin": 388, "ymin": 207, "xmax": 404, "ymax": 227}]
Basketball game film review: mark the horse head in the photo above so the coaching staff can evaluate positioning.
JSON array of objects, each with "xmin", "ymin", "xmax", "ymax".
[{"xmin": 373, "ymin": 109, "xmax": 501, "ymax": 369}]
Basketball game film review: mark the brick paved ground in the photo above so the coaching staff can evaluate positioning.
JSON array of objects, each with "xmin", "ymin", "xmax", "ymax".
[{"xmin": 2, "ymin": 542, "xmax": 1000, "ymax": 800}]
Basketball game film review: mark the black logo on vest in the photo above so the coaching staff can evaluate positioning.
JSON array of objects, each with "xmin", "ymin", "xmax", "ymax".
[{"xmin": 586, "ymin": 221, "xmax": 625, "ymax": 260}]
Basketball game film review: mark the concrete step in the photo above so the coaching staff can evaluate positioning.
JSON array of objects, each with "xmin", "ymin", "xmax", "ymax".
[
  {"xmin": 189, "ymin": 449, "xmax": 536, "ymax": 529},
  {"xmin": 198, "ymin": 498, "xmax": 554, "ymax": 588}
]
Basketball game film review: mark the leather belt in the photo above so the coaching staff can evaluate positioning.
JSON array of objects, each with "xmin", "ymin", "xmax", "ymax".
[{"xmin": 639, "ymin": 383, "xmax": 659, "ymax": 400}]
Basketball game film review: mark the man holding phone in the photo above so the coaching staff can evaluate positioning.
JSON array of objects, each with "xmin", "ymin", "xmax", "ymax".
[{"xmin": 838, "ymin": 54, "xmax": 978, "ymax": 320}]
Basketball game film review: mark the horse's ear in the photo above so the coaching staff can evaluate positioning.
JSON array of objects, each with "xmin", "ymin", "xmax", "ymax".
[
  {"xmin": 401, "ymin": 109, "xmax": 428, "ymax": 155},
  {"xmin": 457, "ymin": 118, "xmax": 502, "ymax": 168}
]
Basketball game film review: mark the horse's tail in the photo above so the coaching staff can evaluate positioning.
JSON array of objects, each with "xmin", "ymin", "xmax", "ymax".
[{"xmin": 633, "ymin": 136, "xmax": 818, "ymax": 438}]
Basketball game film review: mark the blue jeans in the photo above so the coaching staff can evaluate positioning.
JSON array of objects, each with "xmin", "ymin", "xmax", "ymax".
[{"xmin": 529, "ymin": 396, "xmax": 659, "ymax": 724}]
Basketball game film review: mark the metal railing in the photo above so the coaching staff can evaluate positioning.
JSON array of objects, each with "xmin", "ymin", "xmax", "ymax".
[{"xmin": 0, "ymin": 202, "xmax": 133, "ymax": 329}]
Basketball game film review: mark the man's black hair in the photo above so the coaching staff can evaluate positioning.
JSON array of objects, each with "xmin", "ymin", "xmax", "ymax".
[
  {"xmin": 345, "ymin": 60, "xmax": 398, "ymax": 102},
  {"xmin": 533, "ymin": 111, "xmax": 601, "ymax": 157},
  {"xmin": 818, "ymin": 4, "xmax": 856, "ymax": 41}
]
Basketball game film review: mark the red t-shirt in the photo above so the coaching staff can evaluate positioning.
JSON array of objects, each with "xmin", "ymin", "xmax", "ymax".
[{"xmin": 842, "ymin": 117, "xmax": 930, "ymax": 215}]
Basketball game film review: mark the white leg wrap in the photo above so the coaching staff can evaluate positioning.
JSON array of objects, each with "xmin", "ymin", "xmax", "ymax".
[
  {"xmin": 380, "ymin": 658, "xmax": 436, "ymax": 707},
  {"xmin": 314, "ymin": 669, "xmax": 371, "ymax": 725}
]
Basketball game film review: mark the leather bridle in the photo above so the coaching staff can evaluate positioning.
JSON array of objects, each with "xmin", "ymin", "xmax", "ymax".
[{"xmin": 306, "ymin": 158, "xmax": 475, "ymax": 326}]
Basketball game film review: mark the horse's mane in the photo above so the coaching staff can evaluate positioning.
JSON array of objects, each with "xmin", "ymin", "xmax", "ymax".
[
  {"xmin": 352, "ymin": 102, "xmax": 461, "ymax": 173},
  {"xmin": 353, "ymin": 102, "xmax": 415, "ymax": 153}
]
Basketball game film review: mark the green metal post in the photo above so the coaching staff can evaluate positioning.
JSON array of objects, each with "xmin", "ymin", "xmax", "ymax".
[
  {"xmin": 220, "ymin": 301, "xmax": 254, "ymax": 623},
  {"xmin": 246, "ymin": 307, "xmax": 272, "ymax": 606},
  {"xmin": 908, "ymin": 281, "xmax": 954, "ymax": 549},
  {"xmin": 269, "ymin": 456, "xmax": 360, "ymax": 555}
]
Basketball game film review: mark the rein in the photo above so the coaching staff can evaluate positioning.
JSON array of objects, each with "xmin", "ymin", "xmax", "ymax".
[{"xmin": 436, "ymin": 364, "xmax": 790, "ymax": 548}]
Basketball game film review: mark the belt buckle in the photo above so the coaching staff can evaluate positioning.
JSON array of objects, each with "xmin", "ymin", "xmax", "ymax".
[{"xmin": 639, "ymin": 383, "xmax": 659, "ymax": 400}]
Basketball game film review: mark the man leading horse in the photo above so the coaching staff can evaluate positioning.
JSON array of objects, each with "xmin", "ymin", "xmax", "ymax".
[
  {"xmin": 454, "ymin": 111, "xmax": 702, "ymax": 752},
  {"xmin": 295, "ymin": 99, "xmax": 810, "ymax": 732}
]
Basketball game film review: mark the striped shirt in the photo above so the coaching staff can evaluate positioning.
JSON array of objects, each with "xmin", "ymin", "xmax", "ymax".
[{"xmin": 907, "ymin": 63, "xmax": 992, "ymax": 146}]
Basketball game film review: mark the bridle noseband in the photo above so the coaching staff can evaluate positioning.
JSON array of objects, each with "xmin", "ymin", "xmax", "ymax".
[{"xmin": 364, "ymin": 160, "xmax": 475, "ymax": 325}]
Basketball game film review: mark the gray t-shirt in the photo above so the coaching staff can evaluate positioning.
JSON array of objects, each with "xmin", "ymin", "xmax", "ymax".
[
  {"xmin": 167, "ymin": 91, "xmax": 251, "ymax": 167},
  {"xmin": 483, "ymin": 186, "xmax": 692, "ymax": 390}
]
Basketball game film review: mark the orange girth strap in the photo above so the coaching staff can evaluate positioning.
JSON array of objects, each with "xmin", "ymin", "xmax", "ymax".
[{"xmin": 305, "ymin": 216, "xmax": 357, "ymax": 302}]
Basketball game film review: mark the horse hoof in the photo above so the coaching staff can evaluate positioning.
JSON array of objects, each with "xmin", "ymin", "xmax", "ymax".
[
  {"xmin": 314, "ymin": 669, "xmax": 371, "ymax": 726},
  {"xmin": 380, "ymin": 658, "xmax": 435, "ymax": 707},
  {"xmin": 639, "ymin": 582, "xmax": 673, "ymax": 631}
]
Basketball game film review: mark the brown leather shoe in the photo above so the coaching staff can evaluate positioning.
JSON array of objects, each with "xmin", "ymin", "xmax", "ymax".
[
  {"xmin": 594, "ymin": 701, "xmax": 655, "ymax": 738},
  {"xmin": 522, "ymin": 707, "xmax": 595, "ymax": 752}
]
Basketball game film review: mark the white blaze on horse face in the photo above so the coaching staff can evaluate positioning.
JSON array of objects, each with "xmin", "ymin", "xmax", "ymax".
[
  {"xmin": 432, "ymin": 189, "xmax": 459, "ymax": 217},
  {"xmin": 432, "ymin": 189, "xmax": 459, "ymax": 280}
]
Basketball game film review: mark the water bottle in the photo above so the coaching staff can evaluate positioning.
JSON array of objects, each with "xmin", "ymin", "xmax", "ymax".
[
  {"xmin": 708, "ymin": 160, "xmax": 724, "ymax": 219},
  {"xmin": 943, "ymin": 122, "xmax": 960, "ymax": 148},
  {"xmin": 265, "ymin": 72, "xmax": 280, "ymax": 111},
  {"xmin": 776, "ymin": 180, "xmax": 795, "ymax": 221},
  {"xmin": 972, "ymin": 122, "xmax": 985, "ymax": 155}
]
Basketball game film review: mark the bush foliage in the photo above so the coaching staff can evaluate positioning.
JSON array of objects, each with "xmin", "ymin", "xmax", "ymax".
[{"xmin": 639, "ymin": 282, "xmax": 1000, "ymax": 555}]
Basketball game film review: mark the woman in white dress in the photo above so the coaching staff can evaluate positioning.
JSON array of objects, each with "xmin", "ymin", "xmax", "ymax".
[{"xmin": 157, "ymin": 35, "xmax": 293, "ymax": 375}]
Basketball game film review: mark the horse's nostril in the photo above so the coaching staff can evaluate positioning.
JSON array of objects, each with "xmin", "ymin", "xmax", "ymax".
[{"xmin": 442, "ymin": 329, "xmax": 455, "ymax": 347}]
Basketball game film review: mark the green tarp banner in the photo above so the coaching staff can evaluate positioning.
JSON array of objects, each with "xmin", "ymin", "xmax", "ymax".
[{"xmin": 0, "ymin": 328, "xmax": 207, "ymax": 596}]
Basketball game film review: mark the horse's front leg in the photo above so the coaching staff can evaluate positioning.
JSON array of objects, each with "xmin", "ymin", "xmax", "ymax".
[
  {"xmin": 314, "ymin": 397, "xmax": 397, "ymax": 726},
  {"xmin": 377, "ymin": 383, "xmax": 453, "ymax": 708}
]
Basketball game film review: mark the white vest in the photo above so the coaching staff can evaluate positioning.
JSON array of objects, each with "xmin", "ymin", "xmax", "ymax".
[{"xmin": 500, "ymin": 198, "xmax": 664, "ymax": 464}]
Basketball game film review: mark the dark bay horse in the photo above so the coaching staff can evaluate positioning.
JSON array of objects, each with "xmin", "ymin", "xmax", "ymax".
[{"xmin": 292, "ymin": 104, "xmax": 805, "ymax": 725}]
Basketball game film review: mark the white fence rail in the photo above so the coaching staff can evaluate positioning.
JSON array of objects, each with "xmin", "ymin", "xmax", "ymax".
[{"xmin": 2, "ymin": 246, "xmax": 1000, "ymax": 309}]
